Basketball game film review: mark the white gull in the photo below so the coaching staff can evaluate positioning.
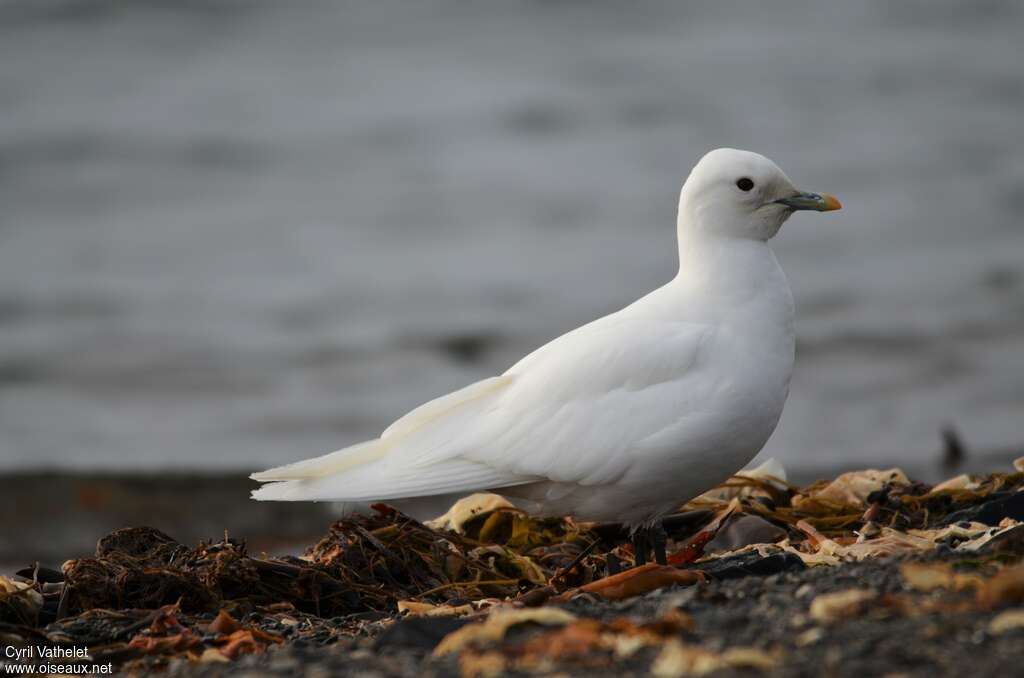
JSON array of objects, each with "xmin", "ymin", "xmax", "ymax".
[{"xmin": 251, "ymin": 148, "xmax": 840, "ymax": 557}]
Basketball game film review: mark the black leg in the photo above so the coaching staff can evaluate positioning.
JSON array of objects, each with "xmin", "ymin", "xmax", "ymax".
[
  {"xmin": 606, "ymin": 553, "xmax": 622, "ymax": 576},
  {"xmin": 652, "ymin": 521, "xmax": 668, "ymax": 566},
  {"xmin": 631, "ymin": 530, "xmax": 649, "ymax": 566}
]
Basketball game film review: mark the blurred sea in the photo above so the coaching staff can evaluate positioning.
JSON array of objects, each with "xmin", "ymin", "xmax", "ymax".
[{"xmin": 1, "ymin": 0, "xmax": 1022, "ymax": 479}]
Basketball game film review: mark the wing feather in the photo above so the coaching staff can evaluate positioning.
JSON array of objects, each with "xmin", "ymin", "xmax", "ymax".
[{"xmin": 252, "ymin": 284, "xmax": 713, "ymax": 505}]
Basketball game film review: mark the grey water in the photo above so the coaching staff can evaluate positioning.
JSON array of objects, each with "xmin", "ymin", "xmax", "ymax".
[{"xmin": 1, "ymin": 0, "xmax": 1022, "ymax": 480}]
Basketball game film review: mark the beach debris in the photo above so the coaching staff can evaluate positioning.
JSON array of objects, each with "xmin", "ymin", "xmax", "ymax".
[
  {"xmin": 667, "ymin": 500, "xmax": 739, "ymax": 565},
  {"xmin": 557, "ymin": 564, "xmax": 706, "ymax": 602},
  {"xmin": 989, "ymin": 608, "xmax": 1024, "ymax": 634},
  {"xmin": 397, "ymin": 600, "xmax": 477, "ymax": 617},
  {"xmin": 62, "ymin": 549, "xmax": 218, "ymax": 614},
  {"xmin": 685, "ymin": 549, "xmax": 805, "ymax": 579},
  {"xmin": 0, "ymin": 575, "xmax": 43, "ymax": 625},
  {"xmin": 426, "ymin": 493, "xmax": 516, "ymax": 533},
  {"xmin": 305, "ymin": 503, "xmax": 598, "ymax": 604},
  {"xmin": 698, "ymin": 457, "xmax": 789, "ymax": 503},
  {"xmin": 810, "ymin": 523, "xmax": 935, "ymax": 561},
  {"xmin": 795, "ymin": 627, "xmax": 825, "ymax": 646},
  {"xmin": 4, "ymin": 461, "xmax": 1024, "ymax": 672},
  {"xmin": 808, "ymin": 589, "xmax": 877, "ymax": 624},
  {"xmin": 942, "ymin": 491, "xmax": 1024, "ymax": 526},
  {"xmin": 652, "ymin": 640, "xmax": 779, "ymax": 678},
  {"xmin": 435, "ymin": 608, "xmax": 699, "ymax": 676},
  {"xmin": 977, "ymin": 562, "xmax": 1024, "ymax": 609},
  {"xmin": 433, "ymin": 607, "xmax": 577, "ymax": 656},
  {"xmin": 907, "ymin": 520, "xmax": 1020, "ymax": 553},
  {"xmin": 799, "ymin": 468, "xmax": 910, "ymax": 507},
  {"xmin": 932, "ymin": 474, "xmax": 980, "ymax": 493},
  {"xmin": 975, "ymin": 523, "xmax": 1024, "ymax": 556},
  {"xmin": 900, "ymin": 562, "xmax": 984, "ymax": 592},
  {"xmin": 69, "ymin": 604, "xmax": 287, "ymax": 668},
  {"xmin": 51, "ymin": 505, "xmax": 591, "ymax": 624}
]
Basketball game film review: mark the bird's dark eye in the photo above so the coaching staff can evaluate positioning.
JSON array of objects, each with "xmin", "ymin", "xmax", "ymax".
[{"xmin": 736, "ymin": 177, "xmax": 754, "ymax": 191}]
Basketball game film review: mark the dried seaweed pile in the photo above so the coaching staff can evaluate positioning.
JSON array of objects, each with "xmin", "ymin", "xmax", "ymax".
[
  {"xmin": 680, "ymin": 465, "xmax": 1024, "ymax": 566},
  {"xmin": 2, "ymin": 463, "xmax": 1023, "ymax": 674}
]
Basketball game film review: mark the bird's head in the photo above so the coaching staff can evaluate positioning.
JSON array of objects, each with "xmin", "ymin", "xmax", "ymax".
[{"xmin": 678, "ymin": 148, "xmax": 841, "ymax": 242}]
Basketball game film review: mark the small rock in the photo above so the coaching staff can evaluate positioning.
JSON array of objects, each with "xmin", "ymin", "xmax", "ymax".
[
  {"xmin": 942, "ymin": 492, "xmax": 1024, "ymax": 526},
  {"xmin": 705, "ymin": 514, "xmax": 787, "ymax": 553},
  {"xmin": 684, "ymin": 551, "xmax": 805, "ymax": 580},
  {"xmin": 374, "ymin": 616, "xmax": 471, "ymax": 653}
]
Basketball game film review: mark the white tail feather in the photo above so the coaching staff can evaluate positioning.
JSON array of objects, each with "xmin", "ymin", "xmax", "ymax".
[
  {"xmin": 251, "ymin": 456, "xmax": 535, "ymax": 503},
  {"xmin": 249, "ymin": 374, "xmax": 522, "ymax": 505},
  {"xmin": 249, "ymin": 439, "xmax": 385, "ymax": 482}
]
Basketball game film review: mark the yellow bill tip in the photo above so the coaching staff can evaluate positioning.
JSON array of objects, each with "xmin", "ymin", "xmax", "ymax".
[{"xmin": 820, "ymin": 193, "xmax": 842, "ymax": 211}]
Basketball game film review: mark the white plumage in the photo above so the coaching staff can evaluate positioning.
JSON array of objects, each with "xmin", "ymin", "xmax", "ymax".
[{"xmin": 251, "ymin": 148, "xmax": 840, "ymax": 528}]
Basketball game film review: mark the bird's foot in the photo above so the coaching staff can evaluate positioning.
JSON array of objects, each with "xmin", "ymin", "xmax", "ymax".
[
  {"xmin": 652, "ymin": 522, "xmax": 668, "ymax": 566},
  {"xmin": 630, "ymin": 521, "xmax": 668, "ymax": 567},
  {"xmin": 630, "ymin": 530, "xmax": 649, "ymax": 566}
]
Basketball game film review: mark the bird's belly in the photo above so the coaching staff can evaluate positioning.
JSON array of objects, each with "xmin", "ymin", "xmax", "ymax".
[
  {"xmin": 502, "ymin": 287, "xmax": 794, "ymax": 527},
  {"xmin": 510, "ymin": 381, "xmax": 790, "ymax": 526},
  {"xmin": 658, "ymin": 337, "xmax": 791, "ymax": 478},
  {"xmin": 535, "ymin": 337, "xmax": 792, "ymax": 525}
]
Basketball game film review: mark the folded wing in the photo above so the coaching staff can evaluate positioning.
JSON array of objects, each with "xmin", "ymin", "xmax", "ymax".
[{"xmin": 251, "ymin": 310, "xmax": 710, "ymax": 505}]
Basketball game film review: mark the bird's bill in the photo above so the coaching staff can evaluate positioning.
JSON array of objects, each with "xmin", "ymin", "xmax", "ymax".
[{"xmin": 774, "ymin": 192, "xmax": 842, "ymax": 212}]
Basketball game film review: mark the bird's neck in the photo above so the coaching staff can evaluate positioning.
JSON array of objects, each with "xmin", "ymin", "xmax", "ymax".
[{"xmin": 672, "ymin": 232, "xmax": 791, "ymax": 321}]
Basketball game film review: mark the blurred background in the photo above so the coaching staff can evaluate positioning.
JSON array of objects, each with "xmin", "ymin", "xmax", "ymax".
[{"xmin": 1, "ymin": 1, "xmax": 1022, "ymax": 562}]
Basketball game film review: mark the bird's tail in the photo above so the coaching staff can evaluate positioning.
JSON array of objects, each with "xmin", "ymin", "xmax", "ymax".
[{"xmin": 249, "ymin": 438, "xmax": 385, "ymax": 498}]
